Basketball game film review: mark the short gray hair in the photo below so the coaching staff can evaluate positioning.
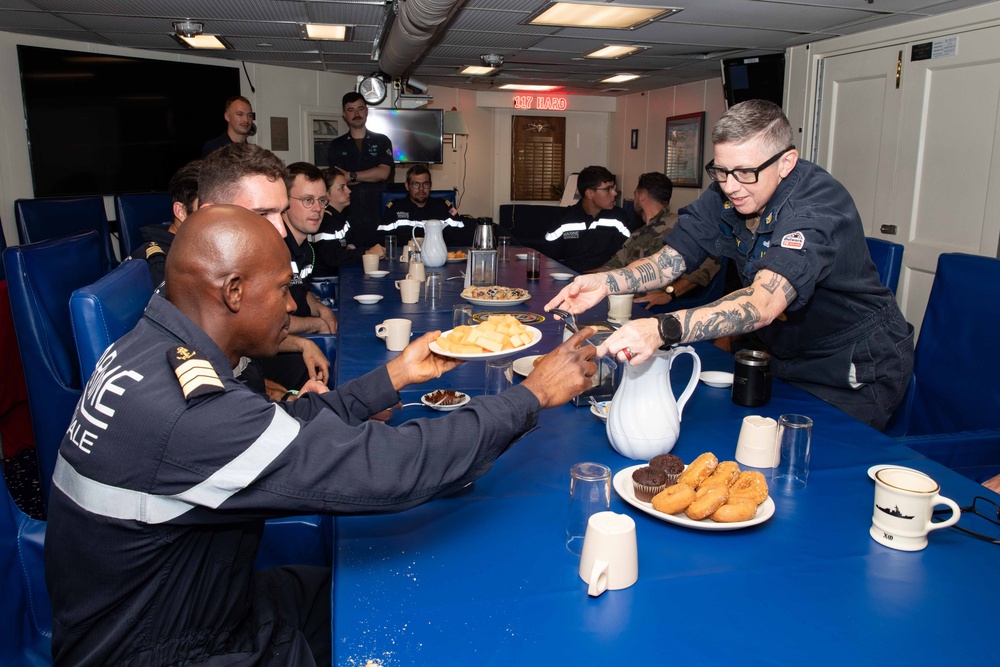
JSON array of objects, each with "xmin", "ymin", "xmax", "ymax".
[{"xmin": 712, "ymin": 100, "xmax": 793, "ymax": 155}]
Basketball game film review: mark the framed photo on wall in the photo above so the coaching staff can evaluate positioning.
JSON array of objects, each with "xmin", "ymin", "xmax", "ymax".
[{"xmin": 665, "ymin": 112, "xmax": 705, "ymax": 188}]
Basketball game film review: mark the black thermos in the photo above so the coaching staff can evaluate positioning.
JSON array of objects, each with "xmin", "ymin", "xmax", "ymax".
[{"xmin": 732, "ymin": 349, "xmax": 772, "ymax": 407}]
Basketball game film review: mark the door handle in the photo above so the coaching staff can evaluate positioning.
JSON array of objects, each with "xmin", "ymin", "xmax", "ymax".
[{"xmin": 879, "ymin": 224, "xmax": 897, "ymax": 235}]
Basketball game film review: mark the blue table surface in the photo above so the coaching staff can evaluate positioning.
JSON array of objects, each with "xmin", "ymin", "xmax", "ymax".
[{"xmin": 331, "ymin": 254, "xmax": 999, "ymax": 666}]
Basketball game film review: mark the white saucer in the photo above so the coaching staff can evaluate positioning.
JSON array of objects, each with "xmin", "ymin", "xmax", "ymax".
[
  {"xmin": 354, "ymin": 294, "xmax": 383, "ymax": 304},
  {"xmin": 700, "ymin": 371, "xmax": 734, "ymax": 388},
  {"xmin": 550, "ymin": 272, "xmax": 574, "ymax": 281},
  {"xmin": 590, "ymin": 401, "xmax": 610, "ymax": 421},
  {"xmin": 512, "ymin": 354, "xmax": 542, "ymax": 377},
  {"xmin": 365, "ymin": 270, "xmax": 389, "ymax": 278}
]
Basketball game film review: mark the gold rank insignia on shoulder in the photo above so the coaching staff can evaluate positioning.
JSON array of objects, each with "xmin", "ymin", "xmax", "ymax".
[
  {"xmin": 168, "ymin": 346, "xmax": 224, "ymax": 400},
  {"xmin": 145, "ymin": 242, "xmax": 165, "ymax": 259}
]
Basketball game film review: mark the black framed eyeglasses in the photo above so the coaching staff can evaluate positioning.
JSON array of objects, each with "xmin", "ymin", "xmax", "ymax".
[
  {"xmin": 705, "ymin": 146, "xmax": 795, "ymax": 184},
  {"xmin": 933, "ymin": 496, "xmax": 1000, "ymax": 545}
]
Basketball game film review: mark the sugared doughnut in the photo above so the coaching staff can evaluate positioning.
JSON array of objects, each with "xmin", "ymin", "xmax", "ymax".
[
  {"xmin": 710, "ymin": 497, "xmax": 759, "ymax": 522},
  {"xmin": 651, "ymin": 483, "xmax": 696, "ymax": 515},
  {"xmin": 702, "ymin": 460, "xmax": 740, "ymax": 488},
  {"xmin": 729, "ymin": 471, "xmax": 769, "ymax": 505},
  {"xmin": 676, "ymin": 452, "xmax": 718, "ymax": 489},
  {"xmin": 685, "ymin": 484, "xmax": 729, "ymax": 520}
]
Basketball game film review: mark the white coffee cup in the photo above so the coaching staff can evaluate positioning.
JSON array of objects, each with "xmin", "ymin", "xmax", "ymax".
[
  {"xmin": 734, "ymin": 415, "xmax": 780, "ymax": 468},
  {"xmin": 362, "ymin": 254, "xmax": 380, "ymax": 273},
  {"xmin": 578, "ymin": 511, "xmax": 638, "ymax": 597},
  {"xmin": 374, "ymin": 318, "xmax": 411, "ymax": 352},
  {"xmin": 407, "ymin": 261, "xmax": 426, "ymax": 282},
  {"xmin": 870, "ymin": 467, "xmax": 961, "ymax": 551},
  {"xmin": 607, "ymin": 294, "xmax": 634, "ymax": 323},
  {"xmin": 395, "ymin": 279, "xmax": 421, "ymax": 304}
]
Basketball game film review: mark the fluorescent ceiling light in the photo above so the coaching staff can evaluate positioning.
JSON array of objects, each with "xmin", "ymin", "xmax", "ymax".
[
  {"xmin": 529, "ymin": 2, "xmax": 678, "ymax": 29},
  {"xmin": 601, "ymin": 73, "xmax": 640, "ymax": 83},
  {"xmin": 460, "ymin": 65, "xmax": 497, "ymax": 76},
  {"xmin": 498, "ymin": 84, "xmax": 563, "ymax": 92},
  {"xmin": 587, "ymin": 45, "xmax": 643, "ymax": 59},
  {"xmin": 303, "ymin": 24, "xmax": 348, "ymax": 40},
  {"xmin": 177, "ymin": 34, "xmax": 227, "ymax": 49}
]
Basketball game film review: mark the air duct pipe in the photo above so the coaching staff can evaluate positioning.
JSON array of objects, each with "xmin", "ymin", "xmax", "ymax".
[{"xmin": 378, "ymin": 0, "xmax": 463, "ymax": 77}]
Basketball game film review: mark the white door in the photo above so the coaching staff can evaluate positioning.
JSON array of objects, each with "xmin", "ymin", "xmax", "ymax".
[
  {"xmin": 813, "ymin": 45, "xmax": 903, "ymax": 238},
  {"xmin": 889, "ymin": 26, "xmax": 1000, "ymax": 336}
]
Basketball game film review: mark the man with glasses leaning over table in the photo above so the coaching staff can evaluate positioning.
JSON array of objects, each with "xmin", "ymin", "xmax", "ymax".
[{"xmin": 547, "ymin": 100, "xmax": 913, "ymax": 430}]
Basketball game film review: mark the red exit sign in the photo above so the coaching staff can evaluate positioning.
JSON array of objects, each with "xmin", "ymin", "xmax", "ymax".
[{"xmin": 513, "ymin": 95, "xmax": 569, "ymax": 111}]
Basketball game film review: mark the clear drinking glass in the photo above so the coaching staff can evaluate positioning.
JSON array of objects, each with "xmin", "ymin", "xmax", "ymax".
[
  {"xmin": 566, "ymin": 462, "xmax": 612, "ymax": 555},
  {"xmin": 484, "ymin": 359, "xmax": 513, "ymax": 395},
  {"xmin": 425, "ymin": 272, "xmax": 441, "ymax": 307},
  {"xmin": 773, "ymin": 414, "xmax": 812, "ymax": 490},
  {"xmin": 498, "ymin": 236, "xmax": 510, "ymax": 261},
  {"xmin": 526, "ymin": 251, "xmax": 540, "ymax": 281},
  {"xmin": 384, "ymin": 234, "xmax": 397, "ymax": 262},
  {"xmin": 453, "ymin": 304, "xmax": 474, "ymax": 329}
]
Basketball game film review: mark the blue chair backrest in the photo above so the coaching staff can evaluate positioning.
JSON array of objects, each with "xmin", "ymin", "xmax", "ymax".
[
  {"xmin": 70, "ymin": 259, "xmax": 155, "ymax": 380},
  {"xmin": 114, "ymin": 193, "xmax": 172, "ymax": 259},
  {"xmin": 865, "ymin": 238, "xmax": 903, "ymax": 294},
  {"xmin": 0, "ymin": 462, "xmax": 51, "ymax": 665},
  {"xmin": 380, "ymin": 189, "xmax": 456, "ymax": 211},
  {"xmin": 3, "ymin": 231, "xmax": 105, "ymax": 505},
  {"xmin": 896, "ymin": 253, "xmax": 1000, "ymax": 435},
  {"xmin": 15, "ymin": 196, "xmax": 116, "ymax": 274}
]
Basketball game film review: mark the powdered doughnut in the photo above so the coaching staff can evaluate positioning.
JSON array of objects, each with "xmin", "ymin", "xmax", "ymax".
[
  {"xmin": 729, "ymin": 471, "xmax": 769, "ymax": 505},
  {"xmin": 651, "ymin": 483, "xmax": 696, "ymax": 515},
  {"xmin": 710, "ymin": 497, "xmax": 759, "ymax": 523},
  {"xmin": 676, "ymin": 452, "xmax": 718, "ymax": 489},
  {"xmin": 701, "ymin": 460, "xmax": 740, "ymax": 488},
  {"xmin": 685, "ymin": 484, "xmax": 729, "ymax": 520}
]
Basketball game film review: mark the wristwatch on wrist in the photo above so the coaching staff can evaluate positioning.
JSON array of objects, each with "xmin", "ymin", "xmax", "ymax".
[
  {"xmin": 664, "ymin": 285, "xmax": 675, "ymax": 295},
  {"xmin": 657, "ymin": 314, "xmax": 682, "ymax": 350},
  {"xmin": 349, "ymin": 171, "xmax": 357, "ymax": 183}
]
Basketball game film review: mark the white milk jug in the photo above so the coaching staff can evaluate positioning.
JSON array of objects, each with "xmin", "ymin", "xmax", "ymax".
[
  {"xmin": 606, "ymin": 346, "xmax": 701, "ymax": 460},
  {"xmin": 415, "ymin": 220, "xmax": 447, "ymax": 267}
]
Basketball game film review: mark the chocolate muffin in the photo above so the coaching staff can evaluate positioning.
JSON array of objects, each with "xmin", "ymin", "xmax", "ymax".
[
  {"xmin": 631, "ymin": 466, "xmax": 668, "ymax": 502},
  {"xmin": 649, "ymin": 454, "xmax": 685, "ymax": 484}
]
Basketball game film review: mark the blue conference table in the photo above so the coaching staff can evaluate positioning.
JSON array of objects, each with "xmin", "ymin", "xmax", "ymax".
[{"xmin": 332, "ymin": 255, "xmax": 998, "ymax": 665}]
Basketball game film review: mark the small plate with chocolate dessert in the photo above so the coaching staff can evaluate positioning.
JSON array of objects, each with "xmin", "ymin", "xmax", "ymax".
[{"xmin": 421, "ymin": 389, "xmax": 470, "ymax": 411}]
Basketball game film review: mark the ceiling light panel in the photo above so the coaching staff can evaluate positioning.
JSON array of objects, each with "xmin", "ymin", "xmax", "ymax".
[
  {"xmin": 302, "ymin": 24, "xmax": 350, "ymax": 40},
  {"xmin": 460, "ymin": 65, "xmax": 498, "ymax": 75},
  {"xmin": 601, "ymin": 73, "xmax": 640, "ymax": 83},
  {"xmin": 528, "ymin": 2, "xmax": 680, "ymax": 30},
  {"xmin": 586, "ymin": 45, "xmax": 643, "ymax": 59},
  {"xmin": 498, "ymin": 84, "xmax": 563, "ymax": 91},
  {"xmin": 177, "ymin": 34, "xmax": 228, "ymax": 49}
]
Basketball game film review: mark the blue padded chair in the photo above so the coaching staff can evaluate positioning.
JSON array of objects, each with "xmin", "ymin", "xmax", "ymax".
[
  {"xmin": 114, "ymin": 192, "xmax": 172, "ymax": 260},
  {"xmin": 15, "ymin": 197, "xmax": 117, "ymax": 274},
  {"xmin": 887, "ymin": 253, "xmax": 1000, "ymax": 482},
  {"xmin": 69, "ymin": 259, "xmax": 154, "ymax": 380},
  {"xmin": 4, "ymin": 231, "xmax": 105, "ymax": 505},
  {"xmin": 0, "ymin": 463, "xmax": 51, "ymax": 666},
  {"xmin": 865, "ymin": 237, "xmax": 904, "ymax": 294}
]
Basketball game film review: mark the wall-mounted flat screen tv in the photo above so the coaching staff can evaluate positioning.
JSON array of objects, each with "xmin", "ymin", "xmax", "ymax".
[
  {"xmin": 721, "ymin": 53, "xmax": 785, "ymax": 109},
  {"xmin": 366, "ymin": 108, "xmax": 443, "ymax": 164},
  {"xmin": 17, "ymin": 45, "xmax": 241, "ymax": 197}
]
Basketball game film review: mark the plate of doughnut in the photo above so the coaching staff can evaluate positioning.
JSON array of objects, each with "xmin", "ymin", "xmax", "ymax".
[{"xmin": 613, "ymin": 455, "xmax": 775, "ymax": 531}]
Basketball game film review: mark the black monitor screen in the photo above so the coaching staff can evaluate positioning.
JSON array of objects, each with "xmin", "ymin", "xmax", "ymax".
[
  {"xmin": 17, "ymin": 45, "xmax": 241, "ymax": 197},
  {"xmin": 721, "ymin": 54, "xmax": 785, "ymax": 108},
  {"xmin": 366, "ymin": 108, "xmax": 443, "ymax": 164}
]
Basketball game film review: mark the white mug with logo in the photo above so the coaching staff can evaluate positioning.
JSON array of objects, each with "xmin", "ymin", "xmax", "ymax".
[
  {"xmin": 870, "ymin": 467, "xmax": 961, "ymax": 551},
  {"xmin": 374, "ymin": 318, "xmax": 411, "ymax": 352}
]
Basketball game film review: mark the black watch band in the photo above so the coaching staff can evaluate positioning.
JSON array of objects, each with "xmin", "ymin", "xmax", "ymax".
[
  {"xmin": 657, "ymin": 314, "xmax": 682, "ymax": 350},
  {"xmin": 349, "ymin": 171, "xmax": 357, "ymax": 182}
]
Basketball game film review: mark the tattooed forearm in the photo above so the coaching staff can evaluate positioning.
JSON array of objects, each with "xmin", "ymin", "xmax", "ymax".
[
  {"xmin": 605, "ymin": 273, "xmax": 621, "ymax": 293},
  {"xmin": 684, "ymin": 303, "xmax": 762, "ymax": 341},
  {"xmin": 760, "ymin": 272, "xmax": 783, "ymax": 294}
]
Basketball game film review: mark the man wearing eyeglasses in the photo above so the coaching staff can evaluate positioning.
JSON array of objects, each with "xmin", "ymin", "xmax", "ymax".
[
  {"xmin": 200, "ymin": 95, "xmax": 255, "ymax": 158},
  {"xmin": 280, "ymin": 162, "xmax": 338, "ymax": 336},
  {"xmin": 547, "ymin": 100, "xmax": 913, "ymax": 430},
  {"xmin": 378, "ymin": 164, "xmax": 463, "ymax": 244},
  {"xmin": 544, "ymin": 165, "xmax": 640, "ymax": 273}
]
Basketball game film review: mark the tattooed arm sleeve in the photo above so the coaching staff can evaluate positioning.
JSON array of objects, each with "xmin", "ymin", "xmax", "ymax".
[
  {"xmin": 672, "ymin": 269, "xmax": 797, "ymax": 343},
  {"xmin": 603, "ymin": 244, "xmax": 687, "ymax": 294}
]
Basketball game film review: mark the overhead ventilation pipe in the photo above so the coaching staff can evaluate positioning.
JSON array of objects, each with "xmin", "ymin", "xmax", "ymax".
[{"xmin": 378, "ymin": 0, "xmax": 464, "ymax": 77}]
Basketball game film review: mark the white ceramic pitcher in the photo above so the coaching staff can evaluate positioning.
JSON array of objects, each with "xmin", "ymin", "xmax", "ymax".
[
  {"xmin": 606, "ymin": 346, "xmax": 701, "ymax": 460},
  {"xmin": 414, "ymin": 220, "xmax": 448, "ymax": 267}
]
